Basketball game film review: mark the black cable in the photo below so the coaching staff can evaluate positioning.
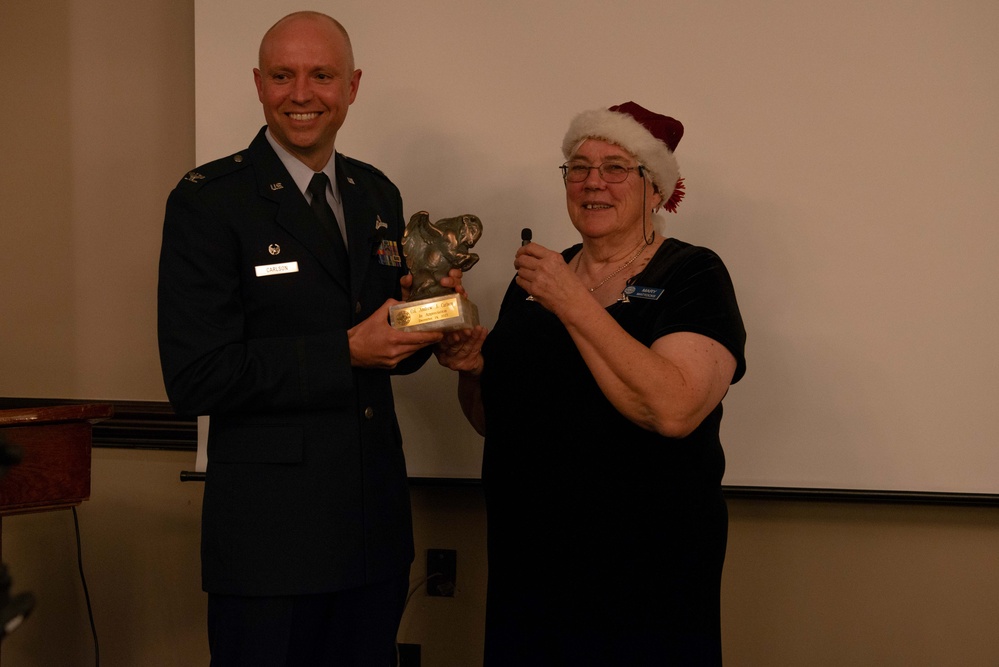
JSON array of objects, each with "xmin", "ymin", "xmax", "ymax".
[
  {"xmin": 71, "ymin": 507, "xmax": 99, "ymax": 667},
  {"xmin": 404, "ymin": 573, "xmax": 439, "ymax": 611},
  {"xmin": 638, "ymin": 165, "xmax": 656, "ymax": 246}
]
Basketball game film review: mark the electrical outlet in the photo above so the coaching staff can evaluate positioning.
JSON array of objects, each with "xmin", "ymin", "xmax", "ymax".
[
  {"xmin": 397, "ymin": 643, "xmax": 421, "ymax": 667},
  {"xmin": 426, "ymin": 548, "xmax": 456, "ymax": 597}
]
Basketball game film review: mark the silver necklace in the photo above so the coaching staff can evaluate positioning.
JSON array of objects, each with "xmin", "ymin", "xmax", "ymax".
[{"xmin": 575, "ymin": 233, "xmax": 653, "ymax": 292}]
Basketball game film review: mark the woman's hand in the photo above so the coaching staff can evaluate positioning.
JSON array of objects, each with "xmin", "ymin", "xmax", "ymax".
[
  {"xmin": 514, "ymin": 242, "xmax": 587, "ymax": 315},
  {"xmin": 434, "ymin": 326, "xmax": 487, "ymax": 375}
]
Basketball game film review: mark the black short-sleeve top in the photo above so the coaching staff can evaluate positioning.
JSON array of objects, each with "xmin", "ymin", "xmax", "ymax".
[{"xmin": 480, "ymin": 237, "xmax": 747, "ymax": 525}]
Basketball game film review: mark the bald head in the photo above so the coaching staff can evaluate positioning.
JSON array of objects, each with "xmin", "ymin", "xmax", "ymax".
[
  {"xmin": 259, "ymin": 12, "xmax": 355, "ymax": 72},
  {"xmin": 253, "ymin": 11, "xmax": 361, "ymax": 170}
]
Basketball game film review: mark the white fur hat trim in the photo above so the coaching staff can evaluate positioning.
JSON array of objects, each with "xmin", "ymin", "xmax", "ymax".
[{"xmin": 561, "ymin": 108, "xmax": 679, "ymax": 196}]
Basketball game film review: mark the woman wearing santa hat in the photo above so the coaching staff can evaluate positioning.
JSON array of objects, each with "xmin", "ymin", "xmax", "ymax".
[{"xmin": 438, "ymin": 101, "xmax": 746, "ymax": 666}]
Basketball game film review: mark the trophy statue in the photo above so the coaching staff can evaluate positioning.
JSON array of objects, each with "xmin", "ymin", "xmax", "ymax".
[{"xmin": 390, "ymin": 210, "xmax": 483, "ymax": 332}]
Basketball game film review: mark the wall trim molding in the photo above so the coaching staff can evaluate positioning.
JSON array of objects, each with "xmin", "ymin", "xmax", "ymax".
[
  {"xmin": 404, "ymin": 479, "xmax": 999, "ymax": 506},
  {"xmin": 0, "ymin": 397, "xmax": 196, "ymax": 451},
  {"xmin": 4, "ymin": 398, "xmax": 997, "ymax": 506}
]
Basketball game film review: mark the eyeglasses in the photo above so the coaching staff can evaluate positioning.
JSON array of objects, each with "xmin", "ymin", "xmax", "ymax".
[{"xmin": 560, "ymin": 162, "xmax": 645, "ymax": 183}]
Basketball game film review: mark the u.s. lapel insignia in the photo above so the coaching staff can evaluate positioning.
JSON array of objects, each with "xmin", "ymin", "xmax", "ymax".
[
  {"xmin": 269, "ymin": 182, "xmax": 284, "ymax": 191},
  {"xmin": 347, "ymin": 177, "xmax": 356, "ymax": 185},
  {"xmin": 375, "ymin": 216, "xmax": 388, "ymax": 231},
  {"xmin": 184, "ymin": 171, "xmax": 205, "ymax": 183},
  {"xmin": 268, "ymin": 244, "xmax": 281, "ymax": 256}
]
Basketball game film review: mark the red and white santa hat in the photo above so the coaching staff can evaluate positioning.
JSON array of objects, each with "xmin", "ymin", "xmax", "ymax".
[{"xmin": 561, "ymin": 101, "xmax": 685, "ymax": 213}]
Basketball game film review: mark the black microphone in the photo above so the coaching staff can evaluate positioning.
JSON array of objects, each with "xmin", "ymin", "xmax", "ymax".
[{"xmin": 520, "ymin": 228, "xmax": 535, "ymax": 301}]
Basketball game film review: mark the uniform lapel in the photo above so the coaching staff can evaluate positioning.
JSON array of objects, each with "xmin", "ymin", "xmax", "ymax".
[
  {"xmin": 336, "ymin": 153, "xmax": 380, "ymax": 301},
  {"xmin": 247, "ymin": 130, "xmax": 349, "ymax": 291}
]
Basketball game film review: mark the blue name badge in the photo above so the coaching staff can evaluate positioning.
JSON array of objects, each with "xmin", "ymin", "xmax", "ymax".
[{"xmin": 623, "ymin": 285, "xmax": 664, "ymax": 300}]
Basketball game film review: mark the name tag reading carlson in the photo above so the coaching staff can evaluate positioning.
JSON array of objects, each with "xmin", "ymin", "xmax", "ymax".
[{"xmin": 254, "ymin": 261, "xmax": 299, "ymax": 277}]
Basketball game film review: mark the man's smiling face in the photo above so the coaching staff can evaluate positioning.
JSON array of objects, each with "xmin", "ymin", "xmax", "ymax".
[{"xmin": 253, "ymin": 14, "xmax": 361, "ymax": 171}]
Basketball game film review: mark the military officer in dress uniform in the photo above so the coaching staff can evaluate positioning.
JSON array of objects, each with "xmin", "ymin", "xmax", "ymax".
[{"xmin": 157, "ymin": 11, "xmax": 459, "ymax": 666}]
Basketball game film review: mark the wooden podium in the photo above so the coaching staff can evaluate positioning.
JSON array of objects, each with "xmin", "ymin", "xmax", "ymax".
[
  {"xmin": 0, "ymin": 403, "xmax": 113, "ymax": 518},
  {"xmin": 0, "ymin": 403, "xmax": 111, "ymax": 651}
]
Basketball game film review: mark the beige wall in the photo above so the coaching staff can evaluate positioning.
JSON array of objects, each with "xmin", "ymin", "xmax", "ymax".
[
  {"xmin": 1, "ymin": 2, "xmax": 998, "ymax": 666},
  {"xmin": 5, "ymin": 462, "xmax": 999, "ymax": 666},
  {"xmin": 0, "ymin": 0, "xmax": 188, "ymax": 401},
  {"xmin": 724, "ymin": 500, "xmax": 999, "ymax": 665},
  {"xmin": 191, "ymin": 0, "xmax": 999, "ymax": 493}
]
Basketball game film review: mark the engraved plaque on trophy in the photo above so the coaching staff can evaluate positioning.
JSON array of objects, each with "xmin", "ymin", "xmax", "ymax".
[{"xmin": 389, "ymin": 210, "xmax": 482, "ymax": 332}]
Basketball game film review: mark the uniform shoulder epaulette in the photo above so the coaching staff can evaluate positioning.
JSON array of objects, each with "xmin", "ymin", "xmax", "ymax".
[
  {"xmin": 176, "ymin": 151, "xmax": 251, "ymax": 189},
  {"xmin": 342, "ymin": 155, "xmax": 389, "ymax": 180}
]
